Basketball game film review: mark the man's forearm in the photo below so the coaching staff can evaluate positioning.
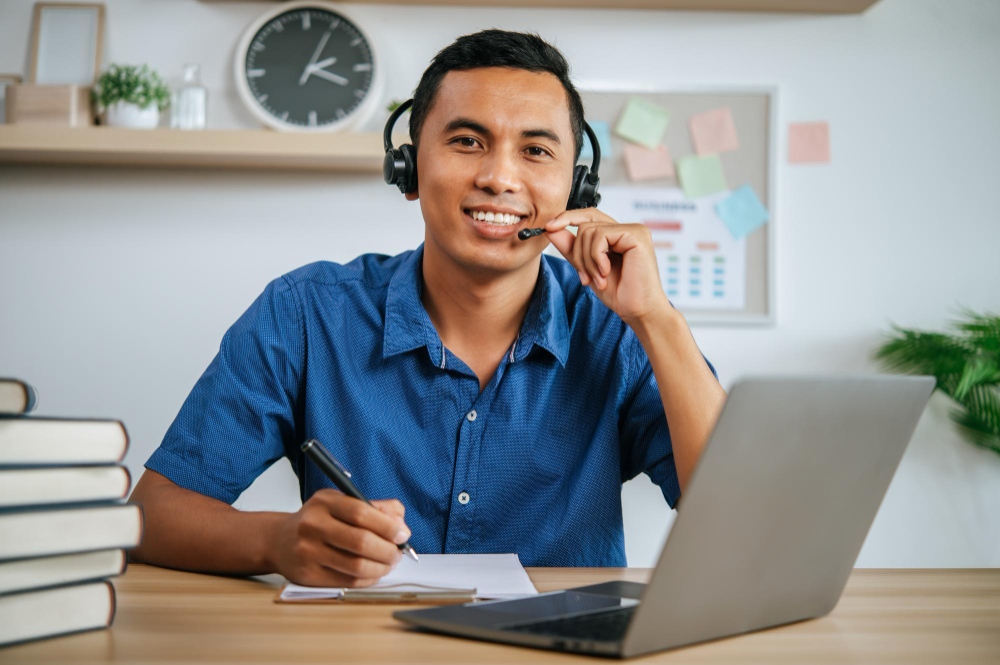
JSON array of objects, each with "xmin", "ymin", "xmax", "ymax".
[
  {"xmin": 629, "ymin": 304, "xmax": 727, "ymax": 493},
  {"xmin": 128, "ymin": 469, "xmax": 283, "ymax": 575}
]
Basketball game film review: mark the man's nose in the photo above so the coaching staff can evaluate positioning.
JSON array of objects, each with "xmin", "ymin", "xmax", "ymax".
[{"xmin": 474, "ymin": 147, "xmax": 522, "ymax": 196}]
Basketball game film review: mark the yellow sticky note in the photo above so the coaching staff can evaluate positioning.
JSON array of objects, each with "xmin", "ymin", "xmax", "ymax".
[{"xmin": 614, "ymin": 97, "xmax": 670, "ymax": 149}]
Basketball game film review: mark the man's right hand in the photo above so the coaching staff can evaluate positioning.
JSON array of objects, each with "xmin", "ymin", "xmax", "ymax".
[{"xmin": 271, "ymin": 490, "xmax": 411, "ymax": 587}]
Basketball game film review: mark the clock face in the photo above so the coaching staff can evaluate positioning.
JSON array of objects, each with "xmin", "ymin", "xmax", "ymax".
[{"xmin": 241, "ymin": 6, "xmax": 375, "ymax": 130}]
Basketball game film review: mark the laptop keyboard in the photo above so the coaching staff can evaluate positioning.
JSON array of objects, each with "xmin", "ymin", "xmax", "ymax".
[{"xmin": 504, "ymin": 606, "xmax": 636, "ymax": 643}]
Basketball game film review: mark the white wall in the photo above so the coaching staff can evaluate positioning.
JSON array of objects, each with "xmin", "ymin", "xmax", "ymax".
[{"xmin": 1, "ymin": 0, "xmax": 998, "ymax": 568}]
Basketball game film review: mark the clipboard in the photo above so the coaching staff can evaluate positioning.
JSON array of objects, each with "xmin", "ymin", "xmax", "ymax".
[{"xmin": 275, "ymin": 582, "xmax": 478, "ymax": 605}]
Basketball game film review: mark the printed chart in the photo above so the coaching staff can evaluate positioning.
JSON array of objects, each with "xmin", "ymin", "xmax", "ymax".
[{"xmin": 597, "ymin": 186, "xmax": 747, "ymax": 311}]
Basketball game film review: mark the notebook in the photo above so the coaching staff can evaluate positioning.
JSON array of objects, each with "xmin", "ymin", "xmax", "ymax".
[{"xmin": 277, "ymin": 553, "xmax": 538, "ymax": 604}]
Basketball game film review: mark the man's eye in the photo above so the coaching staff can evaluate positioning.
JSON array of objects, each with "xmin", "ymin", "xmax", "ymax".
[
  {"xmin": 453, "ymin": 137, "xmax": 480, "ymax": 148},
  {"xmin": 526, "ymin": 147, "xmax": 551, "ymax": 157}
]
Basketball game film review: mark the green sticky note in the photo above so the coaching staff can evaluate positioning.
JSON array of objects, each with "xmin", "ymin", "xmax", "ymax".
[
  {"xmin": 677, "ymin": 154, "xmax": 728, "ymax": 199},
  {"xmin": 614, "ymin": 97, "xmax": 670, "ymax": 149}
]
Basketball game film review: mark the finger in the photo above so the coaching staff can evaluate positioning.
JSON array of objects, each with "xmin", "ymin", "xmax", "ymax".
[
  {"xmin": 319, "ymin": 517, "xmax": 403, "ymax": 565},
  {"xmin": 319, "ymin": 543, "xmax": 396, "ymax": 581},
  {"xmin": 579, "ymin": 227, "xmax": 604, "ymax": 289},
  {"xmin": 372, "ymin": 498, "xmax": 405, "ymax": 520},
  {"xmin": 545, "ymin": 229, "xmax": 587, "ymax": 282},
  {"xmin": 592, "ymin": 231, "xmax": 612, "ymax": 278},
  {"xmin": 320, "ymin": 494, "xmax": 412, "ymax": 547},
  {"xmin": 571, "ymin": 225, "xmax": 590, "ymax": 286}
]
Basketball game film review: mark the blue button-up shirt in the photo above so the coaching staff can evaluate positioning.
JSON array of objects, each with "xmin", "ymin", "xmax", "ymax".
[{"xmin": 146, "ymin": 244, "xmax": 716, "ymax": 566}]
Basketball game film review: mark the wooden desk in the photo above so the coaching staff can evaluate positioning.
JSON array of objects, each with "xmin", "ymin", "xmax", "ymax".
[{"xmin": 4, "ymin": 564, "xmax": 998, "ymax": 663}]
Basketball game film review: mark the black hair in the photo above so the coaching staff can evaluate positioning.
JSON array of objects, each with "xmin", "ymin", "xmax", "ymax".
[{"xmin": 409, "ymin": 29, "xmax": 585, "ymax": 164}]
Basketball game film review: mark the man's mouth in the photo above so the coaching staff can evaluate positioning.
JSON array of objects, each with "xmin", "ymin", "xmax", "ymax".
[{"xmin": 463, "ymin": 208, "xmax": 527, "ymax": 226}]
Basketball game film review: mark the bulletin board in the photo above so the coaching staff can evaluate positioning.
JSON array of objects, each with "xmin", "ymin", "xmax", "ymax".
[{"xmin": 567, "ymin": 84, "xmax": 777, "ymax": 326}]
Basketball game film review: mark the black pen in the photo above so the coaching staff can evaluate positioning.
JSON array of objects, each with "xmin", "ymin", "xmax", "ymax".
[{"xmin": 300, "ymin": 438, "xmax": 419, "ymax": 562}]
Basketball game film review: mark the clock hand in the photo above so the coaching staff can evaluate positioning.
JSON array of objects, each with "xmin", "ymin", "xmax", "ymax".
[
  {"xmin": 312, "ymin": 57, "xmax": 337, "ymax": 70},
  {"xmin": 309, "ymin": 68, "xmax": 348, "ymax": 86},
  {"xmin": 299, "ymin": 31, "xmax": 331, "ymax": 86}
]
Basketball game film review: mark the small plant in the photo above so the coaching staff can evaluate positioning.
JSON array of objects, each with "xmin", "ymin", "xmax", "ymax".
[
  {"xmin": 91, "ymin": 64, "xmax": 170, "ymax": 112},
  {"xmin": 387, "ymin": 99, "xmax": 406, "ymax": 112},
  {"xmin": 875, "ymin": 309, "xmax": 1000, "ymax": 456}
]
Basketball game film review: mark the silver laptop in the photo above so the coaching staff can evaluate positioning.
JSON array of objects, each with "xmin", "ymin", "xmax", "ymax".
[{"xmin": 394, "ymin": 375, "xmax": 936, "ymax": 658}]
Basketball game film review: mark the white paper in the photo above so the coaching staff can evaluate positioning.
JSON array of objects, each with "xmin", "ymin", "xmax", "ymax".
[
  {"xmin": 280, "ymin": 553, "xmax": 538, "ymax": 601},
  {"xmin": 595, "ymin": 186, "xmax": 747, "ymax": 311}
]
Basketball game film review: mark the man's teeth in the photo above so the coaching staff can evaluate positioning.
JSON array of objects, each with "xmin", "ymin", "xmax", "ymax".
[{"xmin": 467, "ymin": 210, "xmax": 522, "ymax": 225}]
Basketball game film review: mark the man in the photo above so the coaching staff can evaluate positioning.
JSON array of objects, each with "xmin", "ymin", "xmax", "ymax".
[{"xmin": 130, "ymin": 30, "xmax": 726, "ymax": 587}]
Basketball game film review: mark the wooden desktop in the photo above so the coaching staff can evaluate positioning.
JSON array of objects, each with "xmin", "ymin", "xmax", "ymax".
[{"xmin": 4, "ymin": 564, "xmax": 998, "ymax": 663}]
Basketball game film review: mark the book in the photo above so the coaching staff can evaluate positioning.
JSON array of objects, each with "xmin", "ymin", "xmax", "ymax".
[
  {"xmin": 0, "ymin": 466, "xmax": 131, "ymax": 509},
  {"xmin": 277, "ymin": 553, "xmax": 538, "ymax": 604},
  {"xmin": 0, "ymin": 504, "xmax": 143, "ymax": 561},
  {"xmin": 0, "ymin": 416, "xmax": 128, "ymax": 466},
  {"xmin": 0, "ymin": 378, "xmax": 36, "ymax": 415},
  {"xmin": 0, "ymin": 549, "xmax": 126, "ymax": 596},
  {"xmin": 0, "ymin": 581, "xmax": 116, "ymax": 647}
]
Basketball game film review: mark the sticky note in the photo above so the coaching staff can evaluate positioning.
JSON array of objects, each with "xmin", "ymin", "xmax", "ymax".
[
  {"xmin": 623, "ymin": 143, "xmax": 675, "ymax": 181},
  {"xmin": 788, "ymin": 122, "xmax": 830, "ymax": 163},
  {"xmin": 689, "ymin": 107, "xmax": 739, "ymax": 156},
  {"xmin": 578, "ymin": 120, "xmax": 612, "ymax": 162},
  {"xmin": 614, "ymin": 97, "xmax": 670, "ymax": 149},
  {"xmin": 715, "ymin": 185, "xmax": 769, "ymax": 239},
  {"xmin": 677, "ymin": 154, "xmax": 728, "ymax": 199}
]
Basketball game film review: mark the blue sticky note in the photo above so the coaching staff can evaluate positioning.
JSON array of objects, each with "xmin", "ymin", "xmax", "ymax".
[
  {"xmin": 715, "ymin": 185, "xmax": 770, "ymax": 239},
  {"xmin": 578, "ymin": 120, "xmax": 612, "ymax": 162}
]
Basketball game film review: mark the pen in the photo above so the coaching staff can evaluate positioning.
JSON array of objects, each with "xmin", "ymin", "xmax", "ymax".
[{"xmin": 300, "ymin": 438, "xmax": 420, "ymax": 563}]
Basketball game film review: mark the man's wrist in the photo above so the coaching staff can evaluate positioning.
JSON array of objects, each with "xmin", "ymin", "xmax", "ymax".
[{"xmin": 626, "ymin": 296, "xmax": 686, "ymax": 345}]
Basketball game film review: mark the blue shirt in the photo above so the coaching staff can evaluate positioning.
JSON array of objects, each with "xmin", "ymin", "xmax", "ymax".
[{"xmin": 146, "ymin": 244, "xmax": 716, "ymax": 566}]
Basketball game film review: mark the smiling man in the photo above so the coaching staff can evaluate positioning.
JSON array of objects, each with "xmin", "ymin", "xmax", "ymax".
[{"xmin": 130, "ymin": 30, "xmax": 726, "ymax": 586}]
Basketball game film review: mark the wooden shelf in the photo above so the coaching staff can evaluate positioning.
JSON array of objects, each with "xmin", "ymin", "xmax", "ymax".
[
  {"xmin": 201, "ymin": 0, "xmax": 880, "ymax": 13},
  {"xmin": 0, "ymin": 125, "xmax": 408, "ymax": 172}
]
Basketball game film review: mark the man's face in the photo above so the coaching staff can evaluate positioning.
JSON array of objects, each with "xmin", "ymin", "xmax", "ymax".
[{"xmin": 407, "ymin": 67, "xmax": 576, "ymax": 276}]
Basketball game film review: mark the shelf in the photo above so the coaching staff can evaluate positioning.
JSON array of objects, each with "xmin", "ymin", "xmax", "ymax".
[
  {"xmin": 200, "ymin": 0, "xmax": 880, "ymax": 12},
  {"xmin": 0, "ymin": 125, "xmax": 408, "ymax": 173}
]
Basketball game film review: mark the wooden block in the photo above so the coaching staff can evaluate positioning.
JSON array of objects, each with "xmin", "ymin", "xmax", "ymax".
[{"xmin": 5, "ymin": 84, "xmax": 94, "ymax": 126}]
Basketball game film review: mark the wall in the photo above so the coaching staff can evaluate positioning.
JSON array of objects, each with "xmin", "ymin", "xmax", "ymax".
[{"xmin": 1, "ymin": 0, "xmax": 998, "ymax": 567}]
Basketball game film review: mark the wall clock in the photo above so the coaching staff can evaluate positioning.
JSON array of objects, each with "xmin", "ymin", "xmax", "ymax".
[{"xmin": 234, "ymin": 1, "xmax": 383, "ymax": 132}]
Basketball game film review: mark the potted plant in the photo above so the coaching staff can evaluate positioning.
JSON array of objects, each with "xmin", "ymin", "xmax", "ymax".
[
  {"xmin": 91, "ymin": 64, "xmax": 170, "ymax": 129},
  {"xmin": 875, "ymin": 309, "xmax": 1000, "ymax": 456}
]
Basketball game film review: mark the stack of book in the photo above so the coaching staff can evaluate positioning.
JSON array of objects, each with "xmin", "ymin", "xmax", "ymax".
[{"xmin": 0, "ymin": 377, "xmax": 143, "ymax": 647}]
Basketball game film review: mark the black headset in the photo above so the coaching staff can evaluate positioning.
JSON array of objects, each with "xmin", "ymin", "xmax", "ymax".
[{"xmin": 383, "ymin": 98, "xmax": 601, "ymax": 210}]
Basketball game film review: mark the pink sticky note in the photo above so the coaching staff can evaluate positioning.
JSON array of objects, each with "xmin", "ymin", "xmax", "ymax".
[
  {"xmin": 788, "ymin": 122, "xmax": 831, "ymax": 163},
  {"xmin": 689, "ymin": 107, "xmax": 740, "ymax": 156},
  {"xmin": 624, "ymin": 143, "xmax": 675, "ymax": 181}
]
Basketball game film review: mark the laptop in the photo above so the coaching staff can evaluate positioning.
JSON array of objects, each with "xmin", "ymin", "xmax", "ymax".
[{"xmin": 394, "ymin": 375, "xmax": 936, "ymax": 658}]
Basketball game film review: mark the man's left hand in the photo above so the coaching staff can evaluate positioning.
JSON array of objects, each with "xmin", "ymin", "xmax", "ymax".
[{"xmin": 544, "ymin": 209, "xmax": 670, "ymax": 326}]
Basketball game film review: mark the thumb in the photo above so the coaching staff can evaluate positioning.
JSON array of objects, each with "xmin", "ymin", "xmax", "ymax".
[{"xmin": 546, "ymin": 228, "xmax": 576, "ymax": 259}]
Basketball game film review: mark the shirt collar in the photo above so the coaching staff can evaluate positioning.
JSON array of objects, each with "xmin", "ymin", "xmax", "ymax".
[{"xmin": 383, "ymin": 244, "xmax": 569, "ymax": 368}]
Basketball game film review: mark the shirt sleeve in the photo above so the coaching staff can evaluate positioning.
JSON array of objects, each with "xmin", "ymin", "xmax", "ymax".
[
  {"xmin": 144, "ymin": 275, "xmax": 305, "ymax": 504},
  {"xmin": 618, "ymin": 331, "xmax": 719, "ymax": 508}
]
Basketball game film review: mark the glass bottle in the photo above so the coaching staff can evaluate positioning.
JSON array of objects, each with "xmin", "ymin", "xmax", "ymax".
[{"xmin": 170, "ymin": 64, "xmax": 207, "ymax": 130}]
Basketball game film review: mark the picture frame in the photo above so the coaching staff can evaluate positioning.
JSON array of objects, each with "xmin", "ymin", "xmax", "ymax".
[
  {"xmin": 28, "ymin": 2, "xmax": 105, "ymax": 86},
  {"xmin": 0, "ymin": 74, "xmax": 23, "ymax": 123}
]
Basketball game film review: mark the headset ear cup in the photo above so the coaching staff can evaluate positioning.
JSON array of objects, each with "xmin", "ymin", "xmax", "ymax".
[
  {"xmin": 567, "ymin": 165, "xmax": 587, "ymax": 210},
  {"xmin": 400, "ymin": 144, "xmax": 418, "ymax": 194}
]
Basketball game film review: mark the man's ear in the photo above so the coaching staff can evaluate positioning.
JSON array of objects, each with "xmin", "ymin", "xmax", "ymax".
[{"xmin": 404, "ymin": 190, "xmax": 419, "ymax": 202}]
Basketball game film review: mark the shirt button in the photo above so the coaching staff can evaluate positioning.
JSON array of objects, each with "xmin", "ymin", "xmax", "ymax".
[
  {"xmin": 466, "ymin": 410, "xmax": 477, "ymax": 422},
  {"xmin": 458, "ymin": 491, "xmax": 470, "ymax": 505}
]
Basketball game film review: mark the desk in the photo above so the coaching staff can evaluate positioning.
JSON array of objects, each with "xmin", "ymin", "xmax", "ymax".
[{"xmin": 4, "ymin": 564, "xmax": 998, "ymax": 663}]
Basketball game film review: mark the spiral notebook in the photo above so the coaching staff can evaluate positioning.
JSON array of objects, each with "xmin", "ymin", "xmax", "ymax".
[{"xmin": 276, "ymin": 553, "xmax": 537, "ymax": 604}]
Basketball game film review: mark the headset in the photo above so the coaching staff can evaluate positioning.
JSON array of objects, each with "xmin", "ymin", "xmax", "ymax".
[{"xmin": 383, "ymin": 98, "xmax": 601, "ymax": 211}]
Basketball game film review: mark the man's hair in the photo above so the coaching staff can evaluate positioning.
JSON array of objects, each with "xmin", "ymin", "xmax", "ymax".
[{"xmin": 409, "ymin": 29, "xmax": 585, "ymax": 164}]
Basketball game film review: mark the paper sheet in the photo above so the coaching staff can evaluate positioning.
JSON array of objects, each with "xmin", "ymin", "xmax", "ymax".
[
  {"xmin": 624, "ymin": 143, "xmax": 675, "ymax": 181},
  {"xmin": 677, "ymin": 154, "xmax": 728, "ymax": 199},
  {"xmin": 715, "ymin": 184, "xmax": 769, "ymax": 240},
  {"xmin": 614, "ymin": 97, "xmax": 671, "ymax": 149},
  {"xmin": 689, "ymin": 107, "xmax": 740, "ymax": 156},
  {"xmin": 578, "ymin": 119, "xmax": 613, "ymax": 161},
  {"xmin": 788, "ymin": 121, "xmax": 830, "ymax": 163},
  {"xmin": 279, "ymin": 553, "xmax": 538, "ymax": 601},
  {"xmin": 598, "ymin": 186, "xmax": 747, "ymax": 311}
]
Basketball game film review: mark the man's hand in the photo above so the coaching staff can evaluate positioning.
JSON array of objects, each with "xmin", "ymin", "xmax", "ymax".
[
  {"xmin": 543, "ymin": 209, "xmax": 670, "ymax": 326},
  {"xmin": 271, "ymin": 491, "xmax": 411, "ymax": 587}
]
